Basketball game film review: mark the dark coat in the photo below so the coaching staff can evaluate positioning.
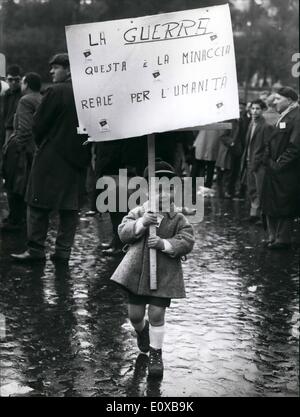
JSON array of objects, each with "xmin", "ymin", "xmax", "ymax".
[
  {"xmin": 216, "ymin": 119, "xmax": 242, "ymax": 170},
  {"xmin": 110, "ymin": 203, "xmax": 195, "ymax": 299},
  {"xmin": 26, "ymin": 80, "xmax": 90, "ymax": 210},
  {"xmin": 2, "ymin": 92, "xmax": 42, "ymax": 196},
  {"xmin": 261, "ymin": 107, "xmax": 300, "ymax": 217},
  {"xmin": 3, "ymin": 87, "xmax": 22, "ymax": 130},
  {"xmin": 240, "ymin": 117, "xmax": 270, "ymax": 184},
  {"xmin": 94, "ymin": 136, "xmax": 148, "ymax": 178}
]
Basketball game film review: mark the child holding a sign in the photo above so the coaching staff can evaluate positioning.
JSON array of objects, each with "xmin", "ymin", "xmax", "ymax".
[{"xmin": 110, "ymin": 160, "xmax": 194, "ymax": 377}]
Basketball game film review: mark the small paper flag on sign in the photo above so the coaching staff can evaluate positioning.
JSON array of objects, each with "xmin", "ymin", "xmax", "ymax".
[
  {"xmin": 99, "ymin": 119, "xmax": 110, "ymax": 132},
  {"xmin": 83, "ymin": 50, "xmax": 91, "ymax": 58}
]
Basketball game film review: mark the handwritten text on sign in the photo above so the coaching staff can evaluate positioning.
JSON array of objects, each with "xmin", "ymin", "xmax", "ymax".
[{"xmin": 65, "ymin": 4, "xmax": 239, "ymax": 141}]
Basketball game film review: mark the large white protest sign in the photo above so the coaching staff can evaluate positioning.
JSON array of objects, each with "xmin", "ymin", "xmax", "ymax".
[{"xmin": 66, "ymin": 4, "xmax": 239, "ymax": 141}]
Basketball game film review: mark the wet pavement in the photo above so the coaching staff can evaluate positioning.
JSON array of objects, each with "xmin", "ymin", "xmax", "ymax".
[{"xmin": 0, "ymin": 191, "xmax": 299, "ymax": 397}]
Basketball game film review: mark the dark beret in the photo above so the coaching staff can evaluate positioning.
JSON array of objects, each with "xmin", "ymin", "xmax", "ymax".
[
  {"xmin": 143, "ymin": 158, "xmax": 176, "ymax": 179},
  {"xmin": 49, "ymin": 53, "xmax": 69, "ymax": 67},
  {"xmin": 277, "ymin": 87, "xmax": 298, "ymax": 102}
]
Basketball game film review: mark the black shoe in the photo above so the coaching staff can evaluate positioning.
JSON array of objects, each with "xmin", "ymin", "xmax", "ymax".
[
  {"xmin": 11, "ymin": 250, "xmax": 45, "ymax": 262},
  {"xmin": 136, "ymin": 320, "xmax": 150, "ymax": 353},
  {"xmin": 148, "ymin": 347, "xmax": 163, "ymax": 378},
  {"xmin": 50, "ymin": 253, "xmax": 69, "ymax": 264},
  {"xmin": 102, "ymin": 247, "xmax": 123, "ymax": 256},
  {"xmin": 133, "ymin": 353, "xmax": 149, "ymax": 376}
]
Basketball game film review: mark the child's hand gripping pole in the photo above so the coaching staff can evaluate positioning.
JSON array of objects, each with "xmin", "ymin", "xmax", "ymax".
[{"xmin": 147, "ymin": 133, "xmax": 157, "ymax": 290}]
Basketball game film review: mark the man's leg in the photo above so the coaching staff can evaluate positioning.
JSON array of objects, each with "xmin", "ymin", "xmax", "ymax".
[
  {"xmin": 205, "ymin": 161, "xmax": 216, "ymax": 188},
  {"xmin": 2, "ymin": 192, "xmax": 26, "ymax": 229},
  {"xmin": 228, "ymin": 155, "xmax": 241, "ymax": 196},
  {"xmin": 191, "ymin": 158, "xmax": 201, "ymax": 204},
  {"xmin": 27, "ymin": 205, "xmax": 50, "ymax": 257},
  {"xmin": 276, "ymin": 217, "xmax": 292, "ymax": 244},
  {"xmin": 102, "ymin": 212, "xmax": 125, "ymax": 255},
  {"xmin": 172, "ymin": 142, "xmax": 184, "ymax": 177},
  {"xmin": 10, "ymin": 193, "xmax": 26, "ymax": 225},
  {"xmin": 216, "ymin": 167, "xmax": 224, "ymax": 198},
  {"xmin": 54, "ymin": 210, "xmax": 79, "ymax": 259},
  {"xmin": 266, "ymin": 216, "xmax": 276, "ymax": 243},
  {"xmin": 253, "ymin": 167, "xmax": 265, "ymax": 217},
  {"xmin": 11, "ymin": 205, "xmax": 49, "ymax": 260},
  {"xmin": 247, "ymin": 168, "xmax": 260, "ymax": 218},
  {"xmin": 85, "ymin": 164, "xmax": 97, "ymax": 214}
]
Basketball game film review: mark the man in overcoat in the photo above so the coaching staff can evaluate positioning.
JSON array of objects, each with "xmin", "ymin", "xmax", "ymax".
[
  {"xmin": 12, "ymin": 53, "xmax": 90, "ymax": 262},
  {"xmin": 2, "ymin": 72, "xmax": 42, "ymax": 231},
  {"xmin": 261, "ymin": 87, "xmax": 300, "ymax": 249},
  {"xmin": 240, "ymin": 99, "xmax": 270, "ymax": 222}
]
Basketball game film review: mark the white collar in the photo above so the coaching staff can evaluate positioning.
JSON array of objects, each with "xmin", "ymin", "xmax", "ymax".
[{"xmin": 276, "ymin": 102, "xmax": 299, "ymax": 127}]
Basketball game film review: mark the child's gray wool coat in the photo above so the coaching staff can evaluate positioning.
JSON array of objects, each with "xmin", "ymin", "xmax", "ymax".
[{"xmin": 110, "ymin": 204, "xmax": 195, "ymax": 299}]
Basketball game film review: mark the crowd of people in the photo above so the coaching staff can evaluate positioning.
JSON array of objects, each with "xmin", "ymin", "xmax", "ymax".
[
  {"xmin": 192, "ymin": 91, "xmax": 300, "ymax": 249},
  {"xmin": 0, "ymin": 52, "xmax": 299, "ymax": 378},
  {"xmin": 0, "ymin": 53, "xmax": 300, "ymax": 254},
  {"xmin": 0, "ymin": 53, "xmax": 299, "ymax": 257}
]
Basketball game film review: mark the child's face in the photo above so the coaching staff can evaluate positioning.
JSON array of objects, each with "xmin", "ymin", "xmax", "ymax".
[{"xmin": 156, "ymin": 184, "xmax": 175, "ymax": 211}]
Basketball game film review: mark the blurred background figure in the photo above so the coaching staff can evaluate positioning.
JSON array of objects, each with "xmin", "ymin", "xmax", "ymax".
[
  {"xmin": 0, "ymin": 78, "xmax": 10, "ymax": 181},
  {"xmin": 1, "ymin": 72, "xmax": 42, "ymax": 232},
  {"xmin": 263, "ymin": 93, "xmax": 280, "ymax": 126},
  {"xmin": 216, "ymin": 119, "xmax": 242, "ymax": 199},
  {"xmin": 2, "ymin": 64, "xmax": 22, "ymax": 146},
  {"xmin": 94, "ymin": 137, "xmax": 147, "ymax": 256},
  {"xmin": 0, "ymin": 79, "xmax": 9, "ymax": 96},
  {"xmin": 259, "ymin": 90, "xmax": 270, "ymax": 104},
  {"xmin": 191, "ymin": 129, "xmax": 222, "ymax": 194},
  {"xmin": 155, "ymin": 131, "xmax": 195, "ymax": 177},
  {"xmin": 233, "ymin": 101, "xmax": 251, "ymax": 199},
  {"xmin": 11, "ymin": 53, "xmax": 90, "ymax": 263}
]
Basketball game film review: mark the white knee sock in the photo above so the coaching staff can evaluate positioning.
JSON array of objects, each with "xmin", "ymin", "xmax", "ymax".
[
  {"xmin": 132, "ymin": 318, "xmax": 145, "ymax": 333},
  {"xmin": 149, "ymin": 324, "xmax": 165, "ymax": 350}
]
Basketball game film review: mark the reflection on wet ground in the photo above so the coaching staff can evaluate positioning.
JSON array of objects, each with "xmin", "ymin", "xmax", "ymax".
[{"xmin": 0, "ymin": 192, "xmax": 299, "ymax": 397}]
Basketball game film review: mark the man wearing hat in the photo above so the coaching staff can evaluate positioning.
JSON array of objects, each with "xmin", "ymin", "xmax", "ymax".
[
  {"xmin": 11, "ymin": 53, "xmax": 90, "ymax": 262},
  {"xmin": 262, "ymin": 86, "xmax": 300, "ymax": 249}
]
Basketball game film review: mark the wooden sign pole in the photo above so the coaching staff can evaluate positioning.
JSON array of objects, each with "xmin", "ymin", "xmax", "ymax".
[
  {"xmin": 147, "ymin": 133, "xmax": 157, "ymax": 290},
  {"xmin": 0, "ymin": 53, "xmax": 6, "ymax": 78}
]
